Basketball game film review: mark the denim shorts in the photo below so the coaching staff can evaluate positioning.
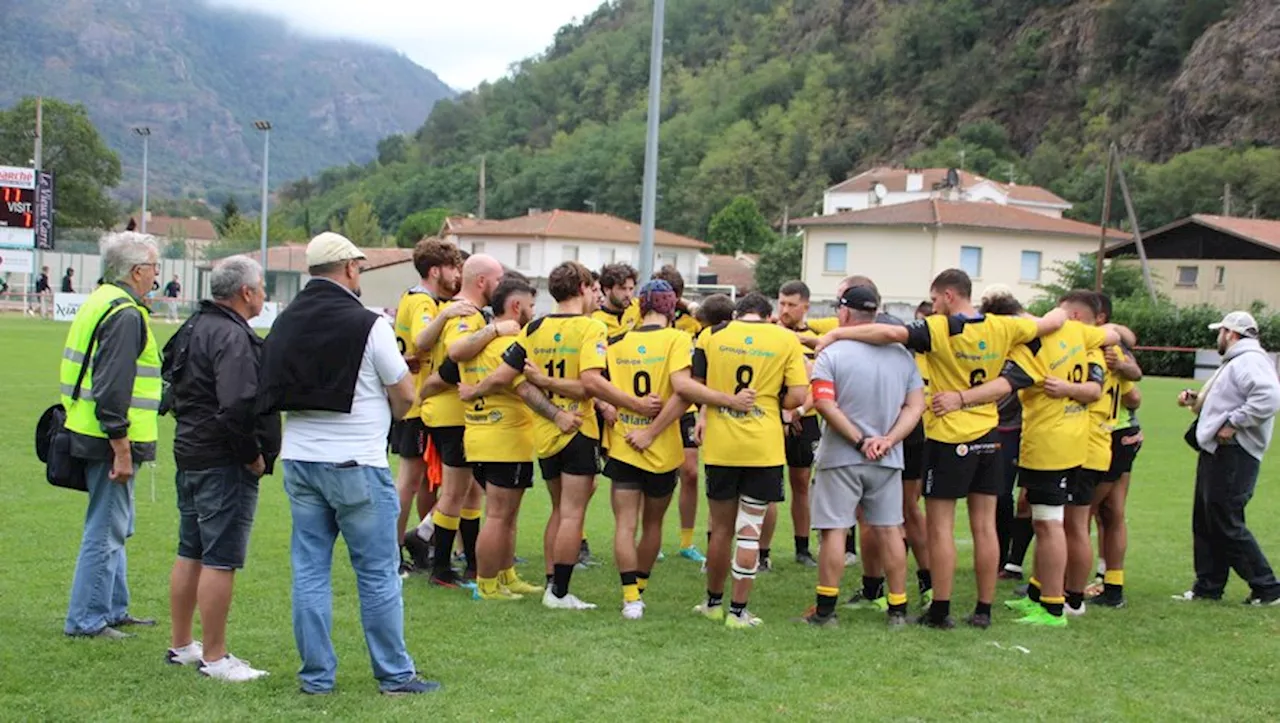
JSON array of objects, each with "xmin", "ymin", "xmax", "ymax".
[{"xmin": 176, "ymin": 465, "xmax": 260, "ymax": 569}]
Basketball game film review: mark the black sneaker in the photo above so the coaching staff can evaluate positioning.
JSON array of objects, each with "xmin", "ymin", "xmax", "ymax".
[
  {"xmin": 1243, "ymin": 591, "xmax": 1280, "ymax": 607},
  {"xmin": 795, "ymin": 551, "xmax": 819, "ymax": 568},
  {"xmin": 914, "ymin": 614, "xmax": 956, "ymax": 630},
  {"xmin": 886, "ymin": 610, "xmax": 909, "ymax": 628},
  {"xmin": 758, "ymin": 556, "xmax": 773, "ymax": 573},
  {"xmin": 429, "ymin": 569, "xmax": 466, "ymax": 589},
  {"xmin": 797, "ymin": 608, "xmax": 838, "ymax": 627},
  {"xmin": 1094, "ymin": 590, "xmax": 1127, "ymax": 608},
  {"xmin": 381, "ymin": 677, "xmax": 442, "ymax": 696},
  {"xmin": 403, "ymin": 531, "xmax": 433, "ymax": 571},
  {"xmin": 964, "ymin": 612, "xmax": 992, "ymax": 629}
]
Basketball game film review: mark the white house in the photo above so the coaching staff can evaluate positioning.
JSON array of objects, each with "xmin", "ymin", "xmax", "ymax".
[
  {"xmin": 822, "ymin": 167, "xmax": 1072, "ymax": 219},
  {"xmin": 795, "ymin": 199, "xmax": 1124, "ymax": 315}
]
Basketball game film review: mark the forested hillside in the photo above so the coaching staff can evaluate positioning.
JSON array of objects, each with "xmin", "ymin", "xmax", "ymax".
[{"xmin": 276, "ymin": 0, "xmax": 1280, "ymax": 242}]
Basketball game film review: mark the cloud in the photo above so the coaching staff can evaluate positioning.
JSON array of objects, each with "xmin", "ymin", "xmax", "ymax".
[{"xmin": 206, "ymin": 0, "xmax": 605, "ymax": 90}]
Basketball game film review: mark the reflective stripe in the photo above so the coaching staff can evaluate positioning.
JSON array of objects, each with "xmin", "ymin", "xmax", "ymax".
[
  {"xmin": 63, "ymin": 348, "xmax": 86, "ymax": 363},
  {"xmin": 60, "ymin": 383, "xmax": 93, "ymax": 400},
  {"xmin": 59, "ymin": 384, "xmax": 160, "ymax": 411},
  {"xmin": 136, "ymin": 366, "xmax": 161, "ymax": 378}
]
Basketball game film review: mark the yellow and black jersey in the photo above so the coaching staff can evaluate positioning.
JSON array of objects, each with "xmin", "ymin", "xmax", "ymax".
[
  {"xmin": 672, "ymin": 307, "xmax": 702, "ymax": 337},
  {"xmin": 394, "ymin": 287, "xmax": 443, "ymax": 421},
  {"xmin": 502, "ymin": 314, "xmax": 608, "ymax": 457},
  {"xmin": 693, "ymin": 320, "xmax": 809, "ymax": 467},
  {"xmin": 439, "ymin": 334, "xmax": 533, "ymax": 463},
  {"xmin": 422, "ymin": 308, "xmax": 487, "ymax": 428},
  {"xmin": 904, "ymin": 313, "xmax": 1040, "ymax": 444},
  {"xmin": 1001, "ymin": 320, "xmax": 1108, "ymax": 471},
  {"xmin": 1084, "ymin": 347, "xmax": 1117, "ymax": 472},
  {"xmin": 1111, "ymin": 344, "xmax": 1141, "ymax": 431},
  {"xmin": 915, "ymin": 352, "xmax": 932, "ymax": 411},
  {"xmin": 605, "ymin": 325, "xmax": 692, "ymax": 473},
  {"xmin": 807, "ymin": 316, "xmax": 839, "ymax": 335},
  {"xmin": 591, "ymin": 300, "xmax": 643, "ymax": 344}
]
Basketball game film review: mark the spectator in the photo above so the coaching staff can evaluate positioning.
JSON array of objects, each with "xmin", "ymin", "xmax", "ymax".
[
  {"xmin": 61, "ymin": 267, "xmax": 75, "ymax": 293},
  {"xmin": 31, "ymin": 265, "xmax": 51, "ymax": 319},
  {"xmin": 164, "ymin": 255, "xmax": 279, "ymax": 681},
  {"xmin": 60, "ymin": 232, "xmax": 162, "ymax": 639},
  {"xmin": 163, "ymin": 274, "xmax": 182, "ymax": 323},
  {"xmin": 257, "ymin": 232, "xmax": 438, "ymax": 696},
  {"xmin": 1176, "ymin": 311, "xmax": 1280, "ymax": 605}
]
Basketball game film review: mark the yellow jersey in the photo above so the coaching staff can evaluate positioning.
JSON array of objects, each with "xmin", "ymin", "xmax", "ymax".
[
  {"xmin": 501, "ymin": 314, "xmax": 609, "ymax": 457},
  {"xmin": 394, "ymin": 287, "xmax": 442, "ymax": 420},
  {"xmin": 1002, "ymin": 321, "xmax": 1108, "ymax": 471},
  {"xmin": 439, "ymin": 335, "xmax": 534, "ymax": 463},
  {"xmin": 808, "ymin": 316, "xmax": 839, "ymax": 335},
  {"xmin": 592, "ymin": 300, "xmax": 642, "ymax": 344},
  {"xmin": 1084, "ymin": 348, "xmax": 1117, "ymax": 472},
  {"xmin": 693, "ymin": 320, "xmax": 809, "ymax": 467},
  {"xmin": 904, "ymin": 314, "xmax": 1040, "ymax": 444},
  {"xmin": 605, "ymin": 325, "xmax": 692, "ymax": 473},
  {"xmin": 422, "ymin": 308, "xmax": 487, "ymax": 428},
  {"xmin": 673, "ymin": 308, "xmax": 702, "ymax": 337}
]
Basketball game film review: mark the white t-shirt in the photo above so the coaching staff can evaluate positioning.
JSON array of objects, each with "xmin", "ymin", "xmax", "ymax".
[{"xmin": 282, "ymin": 316, "xmax": 409, "ymax": 468}]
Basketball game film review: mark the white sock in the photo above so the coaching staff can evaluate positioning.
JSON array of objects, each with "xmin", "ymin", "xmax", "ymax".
[
  {"xmin": 415, "ymin": 520, "xmax": 433, "ymax": 541},
  {"xmin": 1097, "ymin": 560, "xmax": 1107, "ymax": 576}
]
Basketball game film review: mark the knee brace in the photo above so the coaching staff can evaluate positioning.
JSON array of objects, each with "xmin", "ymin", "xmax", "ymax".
[
  {"xmin": 1030, "ymin": 504, "xmax": 1064, "ymax": 522},
  {"xmin": 731, "ymin": 497, "xmax": 768, "ymax": 580}
]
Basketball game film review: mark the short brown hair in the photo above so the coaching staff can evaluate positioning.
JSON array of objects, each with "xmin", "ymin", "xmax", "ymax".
[
  {"xmin": 696, "ymin": 294, "xmax": 734, "ymax": 326},
  {"xmin": 1058, "ymin": 289, "xmax": 1101, "ymax": 316},
  {"xmin": 599, "ymin": 263, "xmax": 637, "ymax": 291},
  {"xmin": 548, "ymin": 261, "xmax": 593, "ymax": 302},
  {"xmin": 915, "ymin": 300, "xmax": 934, "ymax": 317},
  {"xmin": 779, "ymin": 280, "xmax": 810, "ymax": 301},
  {"xmin": 651, "ymin": 264, "xmax": 685, "ymax": 297},
  {"xmin": 412, "ymin": 238, "xmax": 462, "ymax": 279},
  {"xmin": 930, "ymin": 269, "xmax": 972, "ymax": 299}
]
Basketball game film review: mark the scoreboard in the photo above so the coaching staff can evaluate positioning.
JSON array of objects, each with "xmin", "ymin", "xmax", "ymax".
[{"xmin": 0, "ymin": 165, "xmax": 52, "ymax": 250}]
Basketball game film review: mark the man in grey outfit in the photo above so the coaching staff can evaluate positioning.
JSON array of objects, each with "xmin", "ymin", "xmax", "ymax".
[{"xmin": 1175, "ymin": 311, "xmax": 1280, "ymax": 605}]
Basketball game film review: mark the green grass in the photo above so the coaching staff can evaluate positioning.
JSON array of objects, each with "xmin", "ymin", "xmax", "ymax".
[{"xmin": 1, "ymin": 315, "xmax": 1278, "ymax": 721}]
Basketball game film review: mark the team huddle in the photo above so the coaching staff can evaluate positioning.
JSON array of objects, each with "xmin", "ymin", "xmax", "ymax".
[{"xmin": 388, "ymin": 237, "xmax": 1143, "ymax": 629}]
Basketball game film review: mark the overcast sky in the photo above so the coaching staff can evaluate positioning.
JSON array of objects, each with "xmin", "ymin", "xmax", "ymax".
[{"xmin": 209, "ymin": 0, "xmax": 607, "ymax": 90}]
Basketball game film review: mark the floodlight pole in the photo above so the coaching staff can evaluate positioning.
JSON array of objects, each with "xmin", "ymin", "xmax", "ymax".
[
  {"xmin": 638, "ymin": 0, "xmax": 665, "ymax": 280},
  {"xmin": 1094, "ymin": 147, "xmax": 1114, "ymax": 292},
  {"xmin": 134, "ymin": 128, "xmax": 151, "ymax": 234},
  {"xmin": 254, "ymin": 120, "xmax": 272, "ymax": 272}
]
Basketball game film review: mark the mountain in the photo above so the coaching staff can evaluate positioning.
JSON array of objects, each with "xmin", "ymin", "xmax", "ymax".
[
  {"xmin": 0, "ymin": 0, "xmax": 454, "ymax": 201},
  {"xmin": 272, "ymin": 0, "xmax": 1280, "ymax": 242}
]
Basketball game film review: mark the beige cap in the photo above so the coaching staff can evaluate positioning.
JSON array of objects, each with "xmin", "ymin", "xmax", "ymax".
[
  {"xmin": 306, "ymin": 232, "xmax": 366, "ymax": 267},
  {"xmin": 1209, "ymin": 310, "xmax": 1259, "ymax": 338}
]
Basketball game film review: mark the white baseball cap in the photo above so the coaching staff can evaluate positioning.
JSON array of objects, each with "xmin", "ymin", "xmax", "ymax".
[
  {"xmin": 1208, "ymin": 310, "xmax": 1258, "ymax": 338},
  {"xmin": 306, "ymin": 232, "xmax": 366, "ymax": 267}
]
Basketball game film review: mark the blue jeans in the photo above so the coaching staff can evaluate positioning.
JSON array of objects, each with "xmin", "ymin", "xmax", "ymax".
[
  {"xmin": 284, "ymin": 461, "xmax": 415, "ymax": 693},
  {"xmin": 65, "ymin": 460, "xmax": 136, "ymax": 635}
]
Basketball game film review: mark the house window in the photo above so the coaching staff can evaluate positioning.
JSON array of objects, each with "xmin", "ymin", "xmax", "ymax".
[
  {"xmin": 471, "ymin": 241, "xmax": 485, "ymax": 255},
  {"xmin": 960, "ymin": 246, "xmax": 983, "ymax": 278},
  {"xmin": 516, "ymin": 243, "xmax": 531, "ymax": 270},
  {"xmin": 562, "ymin": 245, "xmax": 579, "ymax": 262},
  {"xmin": 602, "ymin": 248, "xmax": 616, "ymax": 265},
  {"xmin": 824, "ymin": 243, "xmax": 847, "ymax": 274},
  {"xmin": 1020, "ymin": 250, "xmax": 1042, "ymax": 282},
  {"xmin": 1215, "ymin": 266, "xmax": 1226, "ymax": 287},
  {"xmin": 835, "ymin": 207, "xmax": 853, "ymax": 213},
  {"xmin": 1176, "ymin": 265, "xmax": 1199, "ymax": 287}
]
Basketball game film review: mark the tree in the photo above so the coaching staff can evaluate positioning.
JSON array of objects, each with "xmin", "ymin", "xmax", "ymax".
[
  {"xmin": 339, "ymin": 199, "xmax": 384, "ymax": 247},
  {"xmin": 0, "ymin": 97, "xmax": 121, "ymax": 229},
  {"xmin": 753, "ymin": 234, "xmax": 803, "ymax": 297},
  {"xmin": 707, "ymin": 196, "xmax": 774, "ymax": 255},
  {"xmin": 216, "ymin": 196, "xmax": 241, "ymax": 235},
  {"xmin": 396, "ymin": 208, "xmax": 452, "ymax": 248}
]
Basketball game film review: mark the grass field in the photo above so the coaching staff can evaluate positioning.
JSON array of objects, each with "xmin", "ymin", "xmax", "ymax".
[{"xmin": 1, "ymin": 315, "xmax": 1278, "ymax": 721}]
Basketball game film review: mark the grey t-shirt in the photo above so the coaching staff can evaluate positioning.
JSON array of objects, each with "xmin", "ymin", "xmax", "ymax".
[{"xmin": 812, "ymin": 338, "xmax": 922, "ymax": 470}]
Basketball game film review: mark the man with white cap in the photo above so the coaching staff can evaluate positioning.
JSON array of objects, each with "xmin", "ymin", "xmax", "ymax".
[
  {"xmin": 1175, "ymin": 310, "xmax": 1280, "ymax": 606},
  {"xmin": 257, "ymin": 233, "xmax": 438, "ymax": 695}
]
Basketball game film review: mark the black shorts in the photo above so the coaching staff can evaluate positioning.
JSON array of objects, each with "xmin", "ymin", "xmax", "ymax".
[
  {"xmin": 1019, "ymin": 467, "xmax": 1077, "ymax": 507},
  {"xmin": 680, "ymin": 412, "xmax": 699, "ymax": 449},
  {"xmin": 426, "ymin": 425, "xmax": 467, "ymax": 468},
  {"xmin": 539, "ymin": 432, "xmax": 601, "ymax": 480},
  {"xmin": 392, "ymin": 418, "xmax": 428, "ymax": 459},
  {"xmin": 785, "ymin": 415, "xmax": 822, "ymax": 468},
  {"xmin": 1103, "ymin": 427, "xmax": 1142, "ymax": 482},
  {"xmin": 473, "ymin": 461, "xmax": 534, "ymax": 490},
  {"xmin": 903, "ymin": 433, "xmax": 926, "ymax": 482},
  {"xmin": 922, "ymin": 430, "xmax": 1002, "ymax": 499},
  {"xmin": 604, "ymin": 458, "xmax": 678, "ymax": 498},
  {"xmin": 705, "ymin": 465, "xmax": 785, "ymax": 503},
  {"xmin": 1073, "ymin": 468, "xmax": 1103, "ymax": 507}
]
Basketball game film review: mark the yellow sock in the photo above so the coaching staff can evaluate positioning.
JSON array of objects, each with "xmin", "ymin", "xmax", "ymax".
[
  {"xmin": 432, "ymin": 510, "xmax": 460, "ymax": 530},
  {"xmin": 887, "ymin": 591, "xmax": 908, "ymax": 606},
  {"xmin": 680, "ymin": 528, "xmax": 694, "ymax": 549},
  {"xmin": 478, "ymin": 577, "xmax": 500, "ymax": 595},
  {"xmin": 623, "ymin": 583, "xmax": 641, "ymax": 603},
  {"xmin": 1104, "ymin": 569, "xmax": 1125, "ymax": 586},
  {"xmin": 637, "ymin": 576, "xmax": 648, "ymax": 592},
  {"xmin": 1029, "ymin": 576, "xmax": 1041, "ymax": 590},
  {"xmin": 498, "ymin": 568, "xmax": 514, "ymax": 585},
  {"xmin": 460, "ymin": 507, "xmax": 482, "ymax": 521},
  {"xmin": 816, "ymin": 585, "xmax": 840, "ymax": 597}
]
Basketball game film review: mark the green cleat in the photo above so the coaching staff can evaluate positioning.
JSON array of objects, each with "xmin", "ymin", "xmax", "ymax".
[
  {"xmin": 724, "ymin": 610, "xmax": 763, "ymax": 629},
  {"xmin": 843, "ymin": 591, "xmax": 888, "ymax": 611},
  {"xmin": 1005, "ymin": 597, "xmax": 1039, "ymax": 613},
  {"xmin": 1013, "ymin": 607, "xmax": 1068, "ymax": 628},
  {"xmin": 693, "ymin": 602, "xmax": 725, "ymax": 622}
]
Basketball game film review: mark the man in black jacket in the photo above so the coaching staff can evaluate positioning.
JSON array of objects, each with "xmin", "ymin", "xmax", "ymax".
[{"xmin": 164, "ymin": 255, "xmax": 279, "ymax": 682}]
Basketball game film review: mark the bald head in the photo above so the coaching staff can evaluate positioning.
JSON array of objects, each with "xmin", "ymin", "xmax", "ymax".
[{"xmin": 461, "ymin": 253, "xmax": 505, "ymax": 306}]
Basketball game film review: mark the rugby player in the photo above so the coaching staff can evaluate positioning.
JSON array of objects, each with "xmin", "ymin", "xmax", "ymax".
[
  {"xmin": 592, "ymin": 263, "xmax": 642, "ymax": 342},
  {"xmin": 603, "ymin": 280, "xmax": 694, "ymax": 619},
  {"xmin": 392, "ymin": 239, "xmax": 465, "ymax": 575},
  {"xmin": 688, "ymin": 292, "xmax": 809, "ymax": 628},
  {"xmin": 817, "ymin": 269, "xmax": 1066, "ymax": 629}
]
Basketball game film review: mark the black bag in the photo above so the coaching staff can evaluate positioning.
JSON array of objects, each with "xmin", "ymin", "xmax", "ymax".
[
  {"xmin": 35, "ymin": 296, "xmax": 130, "ymax": 492},
  {"xmin": 1184, "ymin": 419, "xmax": 1201, "ymax": 453}
]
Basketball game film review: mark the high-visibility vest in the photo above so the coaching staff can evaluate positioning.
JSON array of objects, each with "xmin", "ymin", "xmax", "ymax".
[{"xmin": 59, "ymin": 284, "xmax": 162, "ymax": 443}]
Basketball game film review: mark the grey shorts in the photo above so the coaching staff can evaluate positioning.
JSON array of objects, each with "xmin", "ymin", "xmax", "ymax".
[
  {"xmin": 810, "ymin": 464, "xmax": 904, "ymax": 529},
  {"xmin": 176, "ymin": 465, "xmax": 260, "ymax": 570}
]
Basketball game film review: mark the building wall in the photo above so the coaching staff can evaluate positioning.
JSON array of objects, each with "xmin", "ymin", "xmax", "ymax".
[
  {"xmin": 1118, "ymin": 258, "xmax": 1280, "ymax": 309},
  {"xmin": 931, "ymin": 227, "xmax": 1096, "ymax": 301},
  {"xmin": 823, "ymin": 185, "xmax": 1066, "ymax": 218},
  {"xmin": 449, "ymin": 233, "xmax": 701, "ymax": 284}
]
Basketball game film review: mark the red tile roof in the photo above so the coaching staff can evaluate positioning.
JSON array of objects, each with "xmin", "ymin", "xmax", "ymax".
[
  {"xmin": 121, "ymin": 214, "xmax": 219, "ymax": 241},
  {"xmin": 699, "ymin": 254, "xmax": 759, "ymax": 293},
  {"xmin": 794, "ymin": 199, "xmax": 1124, "ymax": 240},
  {"xmin": 444, "ymin": 210, "xmax": 710, "ymax": 250},
  {"xmin": 827, "ymin": 167, "xmax": 1070, "ymax": 207}
]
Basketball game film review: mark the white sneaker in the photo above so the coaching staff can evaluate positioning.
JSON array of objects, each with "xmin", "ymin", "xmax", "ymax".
[
  {"xmin": 542, "ymin": 588, "xmax": 598, "ymax": 610},
  {"xmin": 166, "ymin": 641, "xmax": 203, "ymax": 666},
  {"xmin": 1065, "ymin": 601, "xmax": 1087, "ymax": 617},
  {"xmin": 622, "ymin": 600, "xmax": 646, "ymax": 620},
  {"xmin": 199, "ymin": 654, "xmax": 269, "ymax": 682},
  {"xmin": 844, "ymin": 552, "xmax": 859, "ymax": 568}
]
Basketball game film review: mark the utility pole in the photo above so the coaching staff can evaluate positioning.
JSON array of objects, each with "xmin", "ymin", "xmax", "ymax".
[
  {"xmin": 637, "ymin": 0, "xmax": 665, "ymax": 281},
  {"xmin": 33, "ymin": 97, "xmax": 43, "ymax": 170},
  {"xmin": 1095, "ymin": 149, "xmax": 1114, "ymax": 292},
  {"xmin": 254, "ymin": 120, "xmax": 272, "ymax": 273},
  {"xmin": 781, "ymin": 204, "xmax": 790, "ymax": 240},
  {"xmin": 133, "ymin": 128, "xmax": 151, "ymax": 234},
  {"xmin": 1110, "ymin": 143, "xmax": 1157, "ymax": 303},
  {"xmin": 1223, "ymin": 183, "xmax": 1232, "ymax": 216},
  {"xmin": 478, "ymin": 154, "xmax": 487, "ymax": 220}
]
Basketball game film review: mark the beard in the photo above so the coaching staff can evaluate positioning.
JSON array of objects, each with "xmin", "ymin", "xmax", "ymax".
[{"xmin": 444, "ymin": 277, "xmax": 462, "ymax": 297}]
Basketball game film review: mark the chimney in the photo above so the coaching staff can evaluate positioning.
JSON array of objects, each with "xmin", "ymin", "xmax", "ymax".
[
  {"xmin": 906, "ymin": 173, "xmax": 924, "ymax": 192},
  {"xmin": 528, "ymin": 207, "xmax": 542, "ymax": 216}
]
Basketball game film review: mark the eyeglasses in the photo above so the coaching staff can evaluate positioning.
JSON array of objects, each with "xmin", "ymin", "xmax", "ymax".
[{"xmin": 134, "ymin": 262, "xmax": 161, "ymax": 272}]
